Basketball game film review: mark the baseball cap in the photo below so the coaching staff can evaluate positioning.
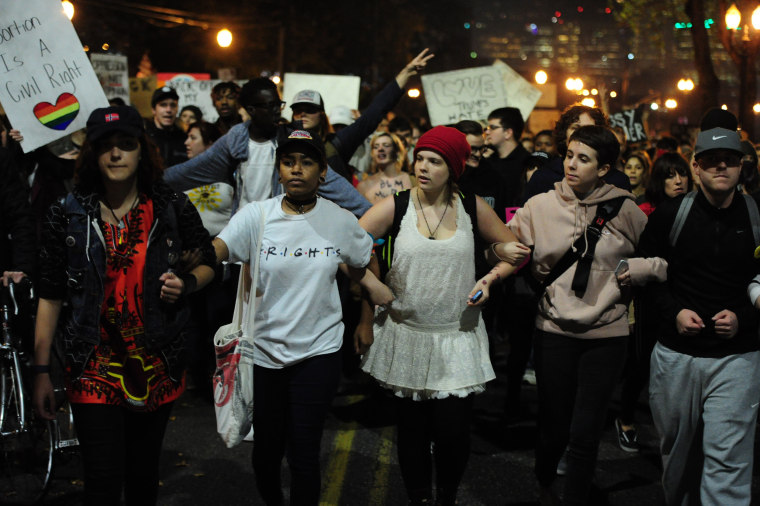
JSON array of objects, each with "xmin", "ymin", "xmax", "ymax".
[
  {"xmin": 524, "ymin": 150, "xmax": 551, "ymax": 170},
  {"xmin": 694, "ymin": 127, "xmax": 743, "ymax": 158},
  {"xmin": 290, "ymin": 90, "xmax": 324, "ymax": 110},
  {"xmin": 277, "ymin": 129, "xmax": 327, "ymax": 164},
  {"xmin": 151, "ymin": 86, "xmax": 179, "ymax": 107},
  {"xmin": 86, "ymin": 106, "xmax": 144, "ymax": 143},
  {"xmin": 329, "ymin": 105, "xmax": 354, "ymax": 127}
]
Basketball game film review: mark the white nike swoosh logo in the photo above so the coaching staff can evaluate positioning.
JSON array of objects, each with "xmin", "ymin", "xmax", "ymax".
[{"xmin": 712, "ymin": 135, "xmax": 727, "ymax": 140}]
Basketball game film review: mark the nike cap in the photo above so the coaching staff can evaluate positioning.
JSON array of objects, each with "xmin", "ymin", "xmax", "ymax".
[{"xmin": 694, "ymin": 127, "xmax": 743, "ymax": 159}]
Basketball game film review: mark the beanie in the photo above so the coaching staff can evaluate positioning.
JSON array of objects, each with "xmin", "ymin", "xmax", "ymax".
[{"xmin": 413, "ymin": 126, "xmax": 471, "ymax": 181}]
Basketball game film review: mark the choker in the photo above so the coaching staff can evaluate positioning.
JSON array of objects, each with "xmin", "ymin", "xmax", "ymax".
[{"xmin": 283, "ymin": 195, "xmax": 318, "ymax": 214}]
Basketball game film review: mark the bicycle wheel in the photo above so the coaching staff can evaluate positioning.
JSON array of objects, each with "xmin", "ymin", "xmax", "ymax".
[{"xmin": 0, "ymin": 360, "xmax": 53, "ymax": 505}]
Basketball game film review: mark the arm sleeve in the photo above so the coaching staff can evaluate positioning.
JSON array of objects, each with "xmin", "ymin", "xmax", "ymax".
[
  {"xmin": 338, "ymin": 214, "xmax": 373, "ymax": 268},
  {"xmin": 217, "ymin": 203, "xmax": 261, "ymax": 264},
  {"xmin": 317, "ymin": 167, "xmax": 372, "ymax": 218},
  {"xmin": 333, "ymin": 81, "xmax": 404, "ymax": 162},
  {"xmin": 178, "ymin": 198, "xmax": 216, "ymax": 269},
  {"xmin": 163, "ymin": 136, "xmax": 237, "ymax": 192},
  {"xmin": 37, "ymin": 203, "xmax": 69, "ymax": 300},
  {"xmin": 506, "ymin": 201, "xmax": 535, "ymax": 247},
  {"xmin": 0, "ymin": 162, "xmax": 36, "ymax": 275}
]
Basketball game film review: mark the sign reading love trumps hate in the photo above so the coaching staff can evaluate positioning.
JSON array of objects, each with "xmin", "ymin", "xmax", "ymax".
[
  {"xmin": 421, "ymin": 66, "xmax": 509, "ymax": 126},
  {"xmin": 0, "ymin": 0, "xmax": 108, "ymax": 152}
]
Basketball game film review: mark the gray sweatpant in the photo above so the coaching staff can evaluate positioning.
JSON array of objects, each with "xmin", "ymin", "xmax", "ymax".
[{"xmin": 649, "ymin": 342, "xmax": 760, "ymax": 506}]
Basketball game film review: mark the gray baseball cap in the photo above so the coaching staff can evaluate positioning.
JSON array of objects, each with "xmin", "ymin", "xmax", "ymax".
[{"xmin": 694, "ymin": 127, "xmax": 743, "ymax": 158}]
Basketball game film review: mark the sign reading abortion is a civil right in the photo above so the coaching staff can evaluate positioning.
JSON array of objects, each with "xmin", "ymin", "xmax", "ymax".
[{"xmin": 0, "ymin": 0, "xmax": 108, "ymax": 152}]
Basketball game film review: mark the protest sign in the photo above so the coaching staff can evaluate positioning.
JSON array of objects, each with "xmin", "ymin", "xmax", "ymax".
[
  {"xmin": 0, "ymin": 0, "xmax": 108, "ymax": 152},
  {"xmin": 492, "ymin": 60, "xmax": 542, "ymax": 121},
  {"xmin": 90, "ymin": 53, "xmax": 130, "ymax": 105},
  {"xmin": 164, "ymin": 76, "xmax": 246, "ymax": 123},
  {"xmin": 282, "ymin": 73, "xmax": 360, "ymax": 121},
  {"xmin": 421, "ymin": 66, "xmax": 508, "ymax": 126},
  {"xmin": 609, "ymin": 105, "xmax": 648, "ymax": 143},
  {"xmin": 129, "ymin": 75, "xmax": 157, "ymax": 118}
]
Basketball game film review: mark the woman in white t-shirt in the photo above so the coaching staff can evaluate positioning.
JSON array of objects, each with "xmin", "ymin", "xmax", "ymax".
[{"xmin": 213, "ymin": 130, "xmax": 391, "ymax": 506}]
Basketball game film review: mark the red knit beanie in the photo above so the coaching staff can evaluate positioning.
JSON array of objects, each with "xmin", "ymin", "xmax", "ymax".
[{"xmin": 413, "ymin": 126, "xmax": 471, "ymax": 182}]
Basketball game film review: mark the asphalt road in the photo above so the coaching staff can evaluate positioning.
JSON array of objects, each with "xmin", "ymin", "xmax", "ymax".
[{"xmin": 34, "ymin": 346, "xmax": 681, "ymax": 506}]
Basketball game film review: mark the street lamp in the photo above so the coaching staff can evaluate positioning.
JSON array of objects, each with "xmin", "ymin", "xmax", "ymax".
[
  {"xmin": 61, "ymin": 1, "xmax": 74, "ymax": 20},
  {"xmin": 677, "ymin": 78, "xmax": 695, "ymax": 91},
  {"xmin": 535, "ymin": 70, "xmax": 548, "ymax": 85},
  {"xmin": 665, "ymin": 99, "xmax": 678, "ymax": 109},
  {"xmin": 217, "ymin": 29, "xmax": 233, "ymax": 48}
]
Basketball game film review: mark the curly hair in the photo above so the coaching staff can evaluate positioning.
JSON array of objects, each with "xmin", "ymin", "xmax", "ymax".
[{"xmin": 554, "ymin": 105, "xmax": 607, "ymax": 157}]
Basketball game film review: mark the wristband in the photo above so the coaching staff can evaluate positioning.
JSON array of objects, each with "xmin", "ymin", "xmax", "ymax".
[
  {"xmin": 32, "ymin": 364, "xmax": 51, "ymax": 375},
  {"xmin": 178, "ymin": 273, "xmax": 198, "ymax": 295}
]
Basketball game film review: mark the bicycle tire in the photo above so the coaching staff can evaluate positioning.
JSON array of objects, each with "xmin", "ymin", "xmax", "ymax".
[{"xmin": 0, "ymin": 359, "xmax": 53, "ymax": 505}]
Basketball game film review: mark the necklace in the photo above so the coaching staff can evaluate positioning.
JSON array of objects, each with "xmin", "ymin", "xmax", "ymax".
[
  {"xmin": 103, "ymin": 193, "xmax": 139, "ymax": 230},
  {"xmin": 416, "ymin": 188, "xmax": 448, "ymax": 240},
  {"xmin": 283, "ymin": 194, "xmax": 318, "ymax": 214}
]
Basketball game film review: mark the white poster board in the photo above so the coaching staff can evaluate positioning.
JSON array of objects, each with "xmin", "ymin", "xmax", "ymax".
[
  {"xmin": 421, "ymin": 66, "xmax": 508, "ymax": 126},
  {"xmin": 492, "ymin": 60, "xmax": 542, "ymax": 121},
  {"xmin": 166, "ymin": 76, "xmax": 246, "ymax": 123},
  {"xmin": 0, "ymin": 0, "xmax": 109, "ymax": 152},
  {"xmin": 282, "ymin": 73, "xmax": 360, "ymax": 121},
  {"xmin": 90, "ymin": 53, "xmax": 130, "ymax": 105}
]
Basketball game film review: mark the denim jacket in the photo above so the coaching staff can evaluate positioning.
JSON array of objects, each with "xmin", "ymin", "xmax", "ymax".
[{"xmin": 40, "ymin": 182, "xmax": 215, "ymax": 380}]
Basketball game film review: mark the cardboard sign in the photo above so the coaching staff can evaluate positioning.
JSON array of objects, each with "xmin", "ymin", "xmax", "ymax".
[
  {"xmin": 421, "ymin": 66, "xmax": 508, "ymax": 126},
  {"xmin": 0, "ymin": 0, "xmax": 109, "ymax": 152},
  {"xmin": 492, "ymin": 60, "xmax": 542, "ymax": 121},
  {"xmin": 90, "ymin": 53, "xmax": 129, "ymax": 105},
  {"xmin": 282, "ymin": 73, "xmax": 360, "ymax": 121},
  {"xmin": 128, "ymin": 75, "xmax": 156, "ymax": 118},
  {"xmin": 164, "ymin": 76, "xmax": 246, "ymax": 123},
  {"xmin": 609, "ymin": 106, "xmax": 648, "ymax": 143}
]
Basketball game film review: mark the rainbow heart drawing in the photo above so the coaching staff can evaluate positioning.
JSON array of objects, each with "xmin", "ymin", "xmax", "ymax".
[{"xmin": 33, "ymin": 93, "xmax": 80, "ymax": 131}]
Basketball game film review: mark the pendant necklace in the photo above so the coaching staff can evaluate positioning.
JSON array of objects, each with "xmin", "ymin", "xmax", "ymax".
[
  {"xmin": 416, "ymin": 188, "xmax": 448, "ymax": 240},
  {"xmin": 283, "ymin": 194, "xmax": 318, "ymax": 214},
  {"xmin": 103, "ymin": 193, "xmax": 139, "ymax": 231}
]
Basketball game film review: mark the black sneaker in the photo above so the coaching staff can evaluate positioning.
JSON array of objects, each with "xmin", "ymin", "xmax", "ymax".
[{"xmin": 615, "ymin": 418, "xmax": 640, "ymax": 453}]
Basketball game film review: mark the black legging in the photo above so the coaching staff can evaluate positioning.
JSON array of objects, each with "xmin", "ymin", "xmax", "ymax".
[
  {"xmin": 396, "ymin": 395, "xmax": 474, "ymax": 505},
  {"xmin": 251, "ymin": 351, "xmax": 342, "ymax": 506},
  {"xmin": 533, "ymin": 330, "xmax": 627, "ymax": 506},
  {"xmin": 71, "ymin": 402, "xmax": 173, "ymax": 506}
]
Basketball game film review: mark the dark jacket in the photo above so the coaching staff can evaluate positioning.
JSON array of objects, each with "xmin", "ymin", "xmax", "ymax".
[
  {"xmin": 145, "ymin": 121, "xmax": 188, "ymax": 167},
  {"xmin": 38, "ymin": 181, "xmax": 215, "ymax": 379},
  {"xmin": 637, "ymin": 190, "xmax": 760, "ymax": 357},
  {"xmin": 0, "ymin": 153, "xmax": 36, "ymax": 276},
  {"xmin": 481, "ymin": 144, "xmax": 531, "ymax": 207}
]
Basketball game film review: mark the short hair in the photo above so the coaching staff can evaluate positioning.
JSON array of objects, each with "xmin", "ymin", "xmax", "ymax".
[
  {"xmin": 180, "ymin": 105, "xmax": 203, "ymax": 122},
  {"xmin": 211, "ymin": 81, "xmax": 241, "ymax": 99},
  {"xmin": 108, "ymin": 97, "xmax": 127, "ymax": 107},
  {"xmin": 568, "ymin": 125, "xmax": 620, "ymax": 169},
  {"xmin": 554, "ymin": 105, "xmax": 607, "ymax": 156},
  {"xmin": 488, "ymin": 107, "xmax": 524, "ymax": 139},
  {"xmin": 388, "ymin": 117, "xmax": 412, "ymax": 134},
  {"xmin": 187, "ymin": 121, "xmax": 222, "ymax": 146},
  {"xmin": 656, "ymin": 136, "xmax": 679, "ymax": 152},
  {"xmin": 239, "ymin": 78, "xmax": 279, "ymax": 108},
  {"xmin": 75, "ymin": 133, "xmax": 164, "ymax": 196},
  {"xmin": 645, "ymin": 152, "xmax": 691, "ymax": 207},
  {"xmin": 453, "ymin": 120, "xmax": 484, "ymax": 136},
  {"xmin": 534, "ymin": 129, "xmax": 553, "ymax": 141}
]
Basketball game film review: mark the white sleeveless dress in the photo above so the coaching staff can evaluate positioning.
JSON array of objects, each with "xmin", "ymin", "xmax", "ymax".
[{"xmin": 361, "ymin": 194, "xmax": 495, "ymax": 400}]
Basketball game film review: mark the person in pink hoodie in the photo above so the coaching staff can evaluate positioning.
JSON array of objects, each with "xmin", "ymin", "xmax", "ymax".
[{"xmin": 506, "ymin": 125, "xmax": 667, "ymax": 505}]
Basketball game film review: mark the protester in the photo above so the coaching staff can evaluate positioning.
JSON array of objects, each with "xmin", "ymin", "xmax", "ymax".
[
  {"xmin": 211, "ymin": 81, "xmax": 243, "ymax": 134},
  {"xmin": 32, "ymin": 106, "xmax": 215, "ymax": 506},
  {"xmin": 358, "ymin": 126, "xmax": 530, "ymax": 505},
  {"xmin": 638, "ymin": 153, "xmax": 691, "ymax": 216},
  {"xmin": 146, "ymin": 86, "xmax": 187, "ymax": 166},
  {"xmin": 179, "ymin": 105, "xmax": 203, "ymax": 132},
  {"xmin": 639, "ymin": 126, "xmax": 760, "ymax": 506},
  {"xmin": 481, "ymin": 106, "xmax": 531, "ymax": 207},
  {"xmin": 507, "ymin": 125, "xmax": 666, "ymax": 505},
  {"xmin": 623, "ymin": 150, "xmax": 652, "ymax": 202},
  {"xmin": 356, "ymin": 132, "xmax": 413, "ymax": 203},
  {"xmin": 212, "ymin": 129, "xmax": 392, "ymax": 506}
]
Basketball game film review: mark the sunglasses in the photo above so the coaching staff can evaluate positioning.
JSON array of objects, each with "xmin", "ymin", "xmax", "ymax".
[{"xmin": 697, "ymin": 152, "xmax": 742, "ymax": 169}]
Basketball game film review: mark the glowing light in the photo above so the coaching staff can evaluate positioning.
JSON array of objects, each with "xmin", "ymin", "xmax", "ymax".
[
  {"xmin": 677, "ymin": 78, "xmax": 695, "ymax": 91},
  {"xmin": 722, "ymin": 104, "xmax": 728, "ymax": 110},
  {"xmin": 83, "ymin": 45, "xmax": 89, "ymax": 52},
  {"xmin": 464, "ymin": 22, "xmax": 471, "ymax": 29},
  {"xmin": 555, "ymin": 11, "xmax": 562, "ymax": 17},
  {"xmin": 101, "ymin": 43, "xmax": 109, "ymax": 51},
  {"xmin": 591, "ymin": 88, "xmax": 598, "ymax": 95},
  {"xmin": 753, "ymin": 6, "xmax": 760, "ymax": 30},
  {"xmin": 535, "ymin": 70, "xmax": 548, "ymax": 85},
  {"xmin": 610, "ymin": 91, "xmax": 617, "ymax": 98},
  {"xmin": 651, "ymin": 103, "xmax": 659, "ymax": 111},
  {"xmin": 217, "ymin": 29, "xmax": 233, "ymax": 48},
  {"xmin": 62, "ymin": 1, "xmax": 74, "ymax": 20},
  {"xmin": 627, "ymin": 53, "xmax": 635, "ymax": 60},
  {"xmin": 754, "ymin": 103, "xmax": 760, "ymax": 114},
  {"xmin": 582, "ymin": 89, "xmax": 590, "ymax": 96},
  {"xmin": 408, "ymin": 88, "xmax": 421, "ymax": 98},
  {"xmin": 577, "ymin": 6, "xmax": 584, "ymax": 13},
  {"xmin": 271, "ymin": 76, "xmax": 281, "ymax": 85},
  {"xmin": 565, "ymin": 77, "xmax": 584, "ymax": 92},
  {"xmin": 605, "ymin": 7, "xmax": 612, "ymax": 14},
  {"xmin": 581, "ymin": 97, "xmax": 595, "ymax": 107},
  {"xmin": 726, "ymin": 4, "xmax": 741, "ymax": 30},
  {"xmin": 470, "ymin": 51, "xmax": 478, "ymax": 59},
  {"xmin": 665, "ymin": 99, "xmax": 678, "ymax": 109}
]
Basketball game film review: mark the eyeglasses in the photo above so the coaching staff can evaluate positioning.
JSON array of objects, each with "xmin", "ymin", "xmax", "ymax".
[
  {"xmin": 95, "ymin": 136, "xmax": 139, "ymax": 153},
  {"xmin": 697, "ymin": 152, "xmax": 742, "ymax": 169},
  {"xmin": 485, "ymin": 124, "xmax": 503, "ymax": 131},
  {"xmin": 246, "ymin": 101, "xmax": 286, "ymax": 112},
  {"xmin": 470, "ymin": 146, "xmax": 487, "ymax": 154}
]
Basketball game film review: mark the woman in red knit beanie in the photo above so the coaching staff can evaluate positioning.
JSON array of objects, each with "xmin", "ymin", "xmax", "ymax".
[{"xmin": 356, "ymin": 125, "xmax": 530, "ymax": 505}]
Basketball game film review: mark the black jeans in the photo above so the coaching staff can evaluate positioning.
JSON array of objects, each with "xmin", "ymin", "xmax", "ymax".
[
  {"xmin": 533, "ymin": 329, "xmax": 627, "ymax": 506},
  {"xmin": 396, "ymin": 395, "xmax": 474, "ymax": 505},
  {"xmin": 71, "ymin": 402, "xmax": 174, "ymax": 506},
  {"xmin": 251, "ymin": 350, "xmax": 342, "ymax": 506}
]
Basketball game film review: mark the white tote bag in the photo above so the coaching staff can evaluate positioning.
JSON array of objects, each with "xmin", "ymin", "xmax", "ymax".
[{"xmin": 212, "ymin": 209, "xmax": 264, "ymax": 448}]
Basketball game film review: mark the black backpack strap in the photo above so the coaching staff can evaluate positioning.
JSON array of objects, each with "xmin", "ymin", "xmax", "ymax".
[
  {"xmin": 378, "ymin": 189, "xmax": 410, "ymax": 279},
  {"xmin": 741, "ymin": 193, "xmax": 760, "ymax": 248},
  {"xmin": 669, "ymin": 191, "xmax": 696, "ymax": 248},
  {"xmin": 542, "ymin": 196, "xmax": 627, "ymax": 295}
]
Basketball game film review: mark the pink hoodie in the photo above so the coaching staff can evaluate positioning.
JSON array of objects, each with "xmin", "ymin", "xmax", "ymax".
[{"xmin": 508, "ymin": 179, "xmax": 667, "ymax": 339}]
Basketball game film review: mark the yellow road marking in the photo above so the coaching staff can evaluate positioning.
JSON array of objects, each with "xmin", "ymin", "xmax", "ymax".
[
  {"xmin": 320, "ymin": 422, "xmax": 357, "ymax": 506},
  {"xmin": 368, "ymin": 425, "xmax": 394, "ymax": 506}
]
